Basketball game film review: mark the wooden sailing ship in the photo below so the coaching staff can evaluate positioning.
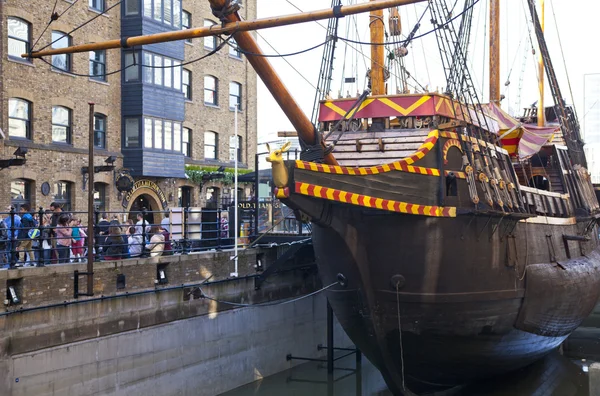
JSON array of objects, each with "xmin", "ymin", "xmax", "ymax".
[{"xmin": 27, "ymin": 0, "xmax": 600, "ymax": 394}]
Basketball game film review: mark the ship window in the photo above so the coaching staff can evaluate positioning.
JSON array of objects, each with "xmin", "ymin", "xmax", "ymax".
[
  {"xmin": 446, "ymin": 172, "xmax": 457, "ymax": 196},
  {"xmin": 529, "ymin": 175, "xmax": 550, "ymax": 191}
]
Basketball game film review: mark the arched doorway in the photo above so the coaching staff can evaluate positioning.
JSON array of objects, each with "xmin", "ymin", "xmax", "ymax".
[{"xmin": 125, "ymin": 191, "xmax": 165, "ymax": 226}]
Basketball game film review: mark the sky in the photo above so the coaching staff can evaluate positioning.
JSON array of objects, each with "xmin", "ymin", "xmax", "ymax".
[{"xmin": 254, "ymin": 0, "xmax": 600, "ymax": 144}]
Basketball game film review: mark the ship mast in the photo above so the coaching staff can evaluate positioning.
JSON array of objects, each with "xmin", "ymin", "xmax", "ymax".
[
  {"xmin": 537, "ymin": 0, "xmax": 545, "ymax": 127},
  {"xmin": 489, "ymin": 0, "xmax": 500, "ymax": 103},
  {"xmin": 370, "ymin": 1, "xmax": 386, "ymax": 95}
]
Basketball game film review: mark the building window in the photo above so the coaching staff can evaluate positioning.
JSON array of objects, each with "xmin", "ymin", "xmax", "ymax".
[
  {"xmin": 142, "ymin": 118, "xmax": 182, "ymax": 151},
  {"xmin": 229, "ymin": 135, "xmax": 242, "ymax": 162},
  {"xmin": 204, "ymin": 76, "xmax": 218, "ymax": 106},
  {"xmin": 229, "ymin": 37, "xmax": 241, "ymax": 58},
  {"xmin": 182, "ymin": 11, "xmax": 192, "ymax": 43},
  {"xmin": 182, "ymin": 127, "xmax": 191, "ymax": 157},
  {"xmin": 94, "ymin": 114, "xmax": 107, "ymax": 148},
  {"xmin": 204, "ymin": 20, "xmax": 217, "ymax": 49},
  {"xmin": 11, "ymin": 179, "xmax": 31, "ymax": 212},
  {"xmin": 204, "ymin": 131, "xmax": 217, "ymax": 160},
  {"xmin": 183, "ymin": 69, "xmax": 192, "ymax": 100},
  {"xmin": 53, "ymin": 181, "xmax": 72, "ymax": 211},
  {"xmin": 51, "ymin": 31, "xmax": 72, "ymax": 72},
  {"xmin": 164, "ymin": 58, "xmax": 172, "ymax": 88},
  {"xmin": 229, "ymin": 82, "xmax": 242, "ymax": 110},
  {"xmin": 174, "ymin": 123, "xmax": 182, "ymax": 152},
  {"xmin": 7, "ymin": 17, "xmax": 30, "ymax": 60},
  {"xmin": 89, "ymin": 0, "xmax": 105, "ymax": 12},
  {"xmin": 8, "ymin": 98, "xmax": 31, "ymax": 139},
  {"xmin": 52, "ymin": 106, "xmax": 71, "ymax": 144},
  {"xmin": 125, "ymin": 0, "xmax": 139, "ymax": 15},
  {"xmin": 124, "ymin": 51, "xmax": 140, "ymax": 82},
  {"xmin": 153, "ymin": 55, "xmax": 163, "ymax": 85},
  {"xmin": 124, "ymin": 117, "xmax": 140, "ymax": 148},
  {"xmin": 144, "ymin": 0, "xmax": 182, "ymax": 26},
  {"xmin": 173, "ymin": 60, "xmax": 181, "ymax": 90},
  {"xmin": 89, "ymin": 50, "xmax": 106, "ymax": 81},
  {"xmin": 94, "ymin": 183, "xmax": 107, "ymax": 211},
  {"xmin": 178, "ymin": 186, "xmax": 191, "ymax": 207}
]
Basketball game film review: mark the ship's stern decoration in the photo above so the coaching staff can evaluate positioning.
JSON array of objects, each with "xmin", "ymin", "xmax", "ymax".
[{"xmin": 266, "ymin": 141, "xmax": 292, "ymax": 199}]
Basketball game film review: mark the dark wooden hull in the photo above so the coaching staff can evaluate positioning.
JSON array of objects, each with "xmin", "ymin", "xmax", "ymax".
[{"xmin": 307, "ymin": 204, "xmax": 600, "ymax": 395}]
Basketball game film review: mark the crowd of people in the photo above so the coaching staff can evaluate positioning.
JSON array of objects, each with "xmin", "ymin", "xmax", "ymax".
[{"xmin": 0, "ymin": 204, "xmax": 175, "ymax": 268}]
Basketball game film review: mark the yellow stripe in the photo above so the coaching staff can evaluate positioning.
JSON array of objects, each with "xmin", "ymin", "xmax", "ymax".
[
  {"xmin": 309, "ymin": 163, "xmax": 319, "ymax": 171},
  {"xmin": 382, "ymin": 164, "xmax": 391, "ymax": 172},
  {"xmin": 351, "ymin": 194, "xmax": 359, "ymax": 205},
  {"xmin": 399, "ymin": 202, "xmax": 408, "ymax": 213},
  {"xmin": 299, "ymin": 183, "xmax": 309, "ymax": 195},
  {"xmin": 375, "ymin": 198, "xmax": 384, "ymax": 209},
  {"xmin": 324, "ymin": 101, "xmax": 348, "ymax": 117},
  {"xmin": 326, "ymin": 188, "xmax": 335, "ymax": 200},
  {"xmin": 378, "ymin": 96, "xmax": 432, "ymax": 116},
  {"xmin": 339, "ymin": 191, "xmax": 348, "ymax": 202},
  {"xmin": 314, "ymin": 186, "xmax": 322, "ymax": 197}
]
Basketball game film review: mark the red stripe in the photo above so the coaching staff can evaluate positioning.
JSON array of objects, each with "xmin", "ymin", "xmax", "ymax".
[
  {"xmin": 393, "ymin": 202, "xmax": 401, "ymax": 212},
  {"xmin": 333, "ymin": 189, "xmax": 341, "ymax": 201},
  {"xmin": 429, "ymin": 207, "xmax": 437, "ymax": 216},
  {"xmin": 307, "ymin": 184, "xmax": 316, "ymax": 196},
  {"xmin": 357, "ymin": 195, "xmax": 365, "ymax": 206},
  {"xmin": 405, "ymin": 204, "xmax": 413, "ymax": 213},
  {"xmin": 319, "ymin": 188, "xmax": 328, "ymax": 198},
  {"xmin": 381, "ymin": 199, "xmax": 389, "ymax": 209},
  {"xmin": 295, "ymin": 182, "xmax": 302, "ymax": 192}
]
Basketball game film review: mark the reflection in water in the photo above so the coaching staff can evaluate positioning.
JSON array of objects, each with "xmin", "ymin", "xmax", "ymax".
[{"xmin": 220, "ymin": 351, "xmax": 589, "ymax": 396}]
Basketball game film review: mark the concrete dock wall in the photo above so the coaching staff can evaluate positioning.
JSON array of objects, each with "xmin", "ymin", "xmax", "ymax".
[
  {"xmin": 8, "ymin": 293, "xmax": 347, "ymax": 396},
  {"xmin": 0, "ymin": 249, "xmax": 348, "ymax": 395}
]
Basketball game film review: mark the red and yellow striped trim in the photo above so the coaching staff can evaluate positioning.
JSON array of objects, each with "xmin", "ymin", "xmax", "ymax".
[
  {"xmin": 444, "ymin": 170, "xmax": 467, "ymax": 179},
  {"xmin": 295, "ymin": 182, "xmax": 457, "ymax": 217},
  {"xmin": 440, "ymin": 131, "xmax": 508, "ymax": 155},
  {"xmin": 295, "ymin": 130, "xmax": 439, "ymax": 176},
  {"xmin": 442, "ymin": 139, "xmax": 463, "ymax": 164}
]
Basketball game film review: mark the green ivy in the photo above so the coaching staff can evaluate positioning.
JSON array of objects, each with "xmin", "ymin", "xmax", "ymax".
[{"xmin": 185, "ymin": 165, "xmax": 253, "ymax": 186}]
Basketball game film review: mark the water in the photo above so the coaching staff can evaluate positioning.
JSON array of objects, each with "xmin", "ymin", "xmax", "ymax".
[{"xmin": 220, "ymin": 350, "xmax": 591, "ymax": 396}]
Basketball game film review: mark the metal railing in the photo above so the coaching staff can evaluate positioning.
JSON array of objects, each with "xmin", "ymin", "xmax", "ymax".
[{"xmin": 0, "ymin": 206, "xmax": 253, "ymax": 269}]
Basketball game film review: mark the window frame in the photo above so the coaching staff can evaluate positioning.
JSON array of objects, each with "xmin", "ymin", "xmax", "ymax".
[
  {"xmin": 124, "ymin": 0, "xmax": 139, "ymax": 15},
  {"xmin": 52, "ymin": 181, "xmax": 72, "ymax": 212},
  {"xmin": 229, "ymin": 81, "xmax": 242, "ymax": 111},
  {"xmin": 51, "ymin": 31, "xmax": 72, "ymax": 72},
  {"xmin": 7, "ymin": 17, "xmax": 31, "ymax": 61},
  {"xmin": 8, "ymin": 98, "xmax": 32, "ymax": 140},
  {"xmin": 182, "ymin": 10, "xmax": 192, "ymax": 43},
  {"xmin": 183, "ymin": 69, "xmax": 192, "ymax": 100},
  {"xmin": 52, "ymin": 106, "xmax": 72, "ymax": 144},
  {"xmin": 182, "ymin": 127, "xmax": 191, "ymax": 157},
  {"xmin": 89, "ymin": 0, "xmax": 105, "ymax": 12},
  {"xmin": 204, "ymin": 20, "xmax": 217, "ymax": 50},
  {"xmin": 229, "ymin": 135, "xmax": 243, "ymax": 162},
  {"xmin": 94, "ymin": 113, "xmax": 107, "ymax": 149},
  {"xmin": 143, "ymin": 0, "xmax": 182, "ymax": 27},
  {"xmin": 142, "ymin": 117, "xmax": 183, "ymax": 152},
  {"xmin": 204, "ymin": 131, "xmax": 218, "ymax": 160},
  {"xmin": 93, "ymin": 182, "xmax": 107, "ymax": 212},
  {"xmin": 123, "ymin": 117, "xmax": 141, "ymax": 148},
  {"xmin": 11, "ymin": 179, "xmax": 31, "ymax": 212},
  {"xmin": 90, "ymin": 50, "xmax": 107, "ymax": 81},
  {"xmin": 124, "ymin": 51, "xmax": 141, "ymax": 82},
  {"xmin": 204, "ymin": 75, "xmax": 218, "ymax": 106},
  {"xmin": 228, "ymin": 37, "xmax": 241, "ymax": 59}
]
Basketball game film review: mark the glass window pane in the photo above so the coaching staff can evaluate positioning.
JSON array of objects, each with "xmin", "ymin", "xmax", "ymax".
[
  {"xmin": 173, "ymin": 0, "xmax": 181, "ymax": 27},
  {"xmin": 182, "ymin": 11, "xmax": 189, "ymax": 27},
  {"xmin": 144, "ymin": 118, "xmax": 153, "ymax": 148},
  {"xmin": 11, "ymin": 180, "xmax": 30, "ymax": 211},
  {"xmin": 153, "ymin": 0, "xmax": 162, "ymax": 21},
  {"xmin": 8, "ymin": 39, "xmax": 26, "ymax": 59},
  {"xmin": 52, "ymin": 32, "xmax": 70, "ymax": 71},
  {"xmin": 204, "ymin": 20, "xmax": 215, "ymax": 49},
  {"xmin": 164, "ymin": 58, "xmax": 172, "ymax": 88},
  {"xmin": 173, "ymin": 61, "xmax": 181, "ymax": 90},
  {"xmin": 125, "ymin": 118, "xmax": 140, "ymax": 148},
  {"xmin": 52, "ymin": 107, "xmax": 69, "ymax": 126},
  {"xmin": 9, "ymin": 119, "xmax": 27, "ymax": 138},
  {"xmin": 8, "ymin": 18, "xmax": 28, "ymax": 40},
  {"xmin": 164, "ymin": 0, "xmax": 172, "ymax": 24},
  {"xmin": 205, "ymin": 76, "xmax": 215, "ymax": 90},
  {"xmin": 154, "ymin": 120, "xmax": 163, "ymax": 149},
  {"xmin": 125, "ymin": 0, "xmax": 139, "ymax": 15},
  {"xmin": 143, "ymin": 0, "xmax": 152, "ymax": 17},
  {"xmin": 174, "ymin": 124, "xmax": 182, "ymax": 152},
  {"xmin": 125, "ymin": 52, "xmax": 139, "ymax": 82},
  {"xmin": 153, "ymin": 55, "xmax": 162, "ymax": 85},
  {"xmin": 164, "ymin": 122, "xmax": 172, "ymax": 150},
  {"xmin": 205, "ymin": 131, "xmax": 215, "ymax": 145},
  {"xmin": 9, "ymin": 99, "xmax": 28, "ymax": 119},
  {"xmin": 52, "ymin": 126, "xmax": 68, "ymax": 143},
  {"xmin": 143, "ymin": 52, "xmax": 152, "ymax": 83},
  {"xmin": 94, "ymin": 114, "xmax": 106, "ymax": 148}
]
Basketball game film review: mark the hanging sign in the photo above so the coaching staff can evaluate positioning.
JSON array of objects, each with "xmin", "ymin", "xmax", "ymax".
[{"xmin": 121, "ymin": 179, "xmax": 169, "ymax": 210}]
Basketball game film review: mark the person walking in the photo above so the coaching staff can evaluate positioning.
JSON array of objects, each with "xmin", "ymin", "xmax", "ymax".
[
  {"xmin": 70, "ymin": 218, "xmax": 85, "ymax": 263},
  {"xmin": 136, "ymin": 213, "xmax": 151, "ymax": 239},
  {"xmin": 145, "ymin": 226, "xmax": 165, "ymax": 257},
  {"xmin": 16, "ymin": 204, "xmax": 36, "ymax": 266},
  {"xmin": 102, "ymin": 225, "xmax": 128, "ymax": 261},
  {"xmin": 55, "ymin": 214, "xmax": 72, "ymax": 264}
]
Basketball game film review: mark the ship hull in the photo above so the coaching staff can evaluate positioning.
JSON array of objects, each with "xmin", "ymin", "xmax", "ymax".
[{"xmin": 309, "ymin": 205, "xmax": 600, "ymax": 395}]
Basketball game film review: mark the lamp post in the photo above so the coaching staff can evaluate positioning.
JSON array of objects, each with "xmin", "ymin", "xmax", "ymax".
[{"xmin": 231, "ymin": 105, "xmax": 239, "ymax": 278}]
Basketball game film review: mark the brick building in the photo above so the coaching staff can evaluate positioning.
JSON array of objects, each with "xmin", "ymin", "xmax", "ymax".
[{"xmin": 0, "ymin": 0, "xmax": 257, "ymax": 219}]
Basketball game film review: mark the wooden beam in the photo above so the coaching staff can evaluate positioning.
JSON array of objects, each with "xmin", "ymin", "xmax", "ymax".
[
  {"xmin": 277, "ymin": 131, "xmax": 298, "ymax": 137},
  {"xmin": 489, "ymin": 0, "xmax": 500, "ymax": 103},
  {"xmin": 26, "ymin": 0, "xmax": 426, "ymax": 58},
  {"xmin": 369, "ymin": 3, "xmax": 386, "ymax": 96}
]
